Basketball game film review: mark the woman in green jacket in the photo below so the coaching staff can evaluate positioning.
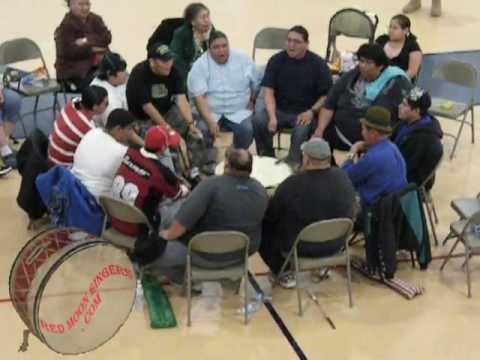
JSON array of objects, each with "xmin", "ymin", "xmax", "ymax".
[{"xmin": 170, "ymin": 3, "xmax": 213, "ymax": 81}]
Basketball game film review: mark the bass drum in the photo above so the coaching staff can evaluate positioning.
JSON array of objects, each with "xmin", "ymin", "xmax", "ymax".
[{"xmin": 9, "ymin": 228, "xmax": 137, "ymax": 354}]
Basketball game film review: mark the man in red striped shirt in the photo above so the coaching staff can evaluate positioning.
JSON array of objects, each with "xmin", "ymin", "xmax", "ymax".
[{"xmin": 48, "ymin": 85, "xmax": 108, "ymax": 166}]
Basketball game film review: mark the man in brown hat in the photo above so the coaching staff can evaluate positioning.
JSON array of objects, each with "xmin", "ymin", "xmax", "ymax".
[{"xmin": 341, "ymin": 106, "xmax": 407, "ymax": 207}]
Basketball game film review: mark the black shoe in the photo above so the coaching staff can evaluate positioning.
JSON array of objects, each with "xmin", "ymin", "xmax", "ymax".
[{"xmin": 0, "ymin": 165, "xmax": 13, "ymax": 177}]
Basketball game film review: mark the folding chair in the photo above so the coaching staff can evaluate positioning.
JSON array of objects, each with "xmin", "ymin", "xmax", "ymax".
[
  {"xmin": 418, "ymin": 154, "xmax": 443, "ymax": 246},
  {"xmin": 186, "ymin": 231, "xmax": 250, "ymax": 326},
  {"xmin": 99, "ymin": 195, "xmax": 154, "ymax": 251},
  {"xmin": 277, "ymin": 218, "xmax": 354, "ymax": 316},
  {"xmin": 427, "ymin": 60, "xmax": 477, "ymax": 159},
  {"xmin": 325, "ymin": 8, "xmax": 379, "ymax": 64},
  {"xmin": 443, "ymin": 192, "xmax": 480, "ymax": 246},
  {"xmin": 440, "ymin": 210, "xmax": 480, "ymax": 297},
  {"xmin": 0, "ymin": 38, "xmax": 61, "ymax": 136}
]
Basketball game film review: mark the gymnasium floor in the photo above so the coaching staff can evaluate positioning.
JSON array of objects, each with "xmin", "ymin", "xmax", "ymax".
[{"xmin": 2, "ymin": 0, "xmax": 480, "ymax": 359}]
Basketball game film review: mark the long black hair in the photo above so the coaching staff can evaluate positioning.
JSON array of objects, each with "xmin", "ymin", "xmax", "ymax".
[{"xmin": 183, "ymin": 3, "xmax": 209, "ymax": 24}]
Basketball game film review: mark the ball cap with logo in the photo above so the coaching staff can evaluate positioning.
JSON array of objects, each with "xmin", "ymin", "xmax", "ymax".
[
  {"xmin": 147, "ymin": 42, "xmax": 175, "ymax": 61},
  {"xmin": 144, "ymin": 125, "xmax": 182, "ymax": 153}
]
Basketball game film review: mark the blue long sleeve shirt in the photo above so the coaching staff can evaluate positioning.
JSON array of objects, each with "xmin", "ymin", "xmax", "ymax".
[{"xmin": 342, "ymin": 139, "xmax": 407, "ymax": 205}]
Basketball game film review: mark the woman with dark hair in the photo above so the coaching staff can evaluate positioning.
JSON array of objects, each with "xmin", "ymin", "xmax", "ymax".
[
  {"xmin": 376, "ymin": 14, "xmax": 422, "ymax": 80},
  {"xmin": 314, "ymin": 43, "xmax": 412, "ymax": 152},
  {"xmin": 54, "ymin": 0, "xmax": 112, "ymax": 91},
  {"xmin": 90, "ymin": 52, "xmax": 128, "ymax": 126},
  {"xmin": 48, "ymin": 85, "xmax": 108, "ymax": 167},
  {"xmin": 169, "ymin": 3, "xmax": 213, "ymax": 80}
]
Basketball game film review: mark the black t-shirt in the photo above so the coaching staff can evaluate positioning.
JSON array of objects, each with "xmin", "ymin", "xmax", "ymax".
[
  {"xmin": 126, "ymin": 60, "xmax": 185, "ymax": 119},
  {"xmin": 263, "ymin": 167, "xmax": 356, "ymax": 251},
  {"xmin": 376, "ymin": 34, "xmax": 421, "ymax": 72},
  {"xmin": 261, "ymin": 50, "xmax": 332, "ymax": 114}
]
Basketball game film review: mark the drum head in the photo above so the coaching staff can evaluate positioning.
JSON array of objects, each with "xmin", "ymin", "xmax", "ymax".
[
  {"xmin": 32, "ymin": 239, "xmax": 136, "ymax": 354},
  {"xmin": 215, "ymin": 156, "xmax": 292, "ymax": 189}
]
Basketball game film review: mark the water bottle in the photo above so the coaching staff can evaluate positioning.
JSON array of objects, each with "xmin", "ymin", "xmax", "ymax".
[{"xmin": 134, "ymin": 279, "xmax": 144, "ymax": 312}]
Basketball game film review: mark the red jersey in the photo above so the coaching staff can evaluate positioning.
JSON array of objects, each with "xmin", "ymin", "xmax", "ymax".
[
  {"xmin": 48, "ymin": 98, "xmax": 94, "ymax": 166},
  {"xmin": 111, "ymin": 147, "xmax": 180, "ymax": 236}
]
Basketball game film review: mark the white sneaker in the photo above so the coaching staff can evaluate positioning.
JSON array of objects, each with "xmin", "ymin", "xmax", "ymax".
[{"xmin": 278, "ymin": 272, "xmax": 297, "ymax": 289}]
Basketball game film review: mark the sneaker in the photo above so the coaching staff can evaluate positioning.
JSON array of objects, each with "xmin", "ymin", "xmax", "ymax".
[
  {"xmin": 3, "ymin": 154, "xmax": 17, "ymax": 169},
  {"xmin": 277, "ymin": 272, "xmax": 297, "ymax": 289},
  {"xmin": 0, "ymin": 165, "xmax": 12, "ymax": 177}
]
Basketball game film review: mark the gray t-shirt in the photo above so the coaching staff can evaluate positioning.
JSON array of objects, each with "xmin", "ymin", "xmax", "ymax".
[{"xmin": 176, "ymin": 174, "xmax": 268, "ymax": 261}]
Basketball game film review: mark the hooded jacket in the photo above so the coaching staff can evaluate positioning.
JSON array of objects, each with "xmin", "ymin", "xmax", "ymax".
[{"xmin": 392, "ymin": 114, "xmax": 443, "ymax": 191}]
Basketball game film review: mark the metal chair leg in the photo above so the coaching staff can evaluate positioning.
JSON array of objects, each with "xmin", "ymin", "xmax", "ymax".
[
  {"xmin": 442, "ymin": 230, "xmax": 456, "ymax": 246},
  {"xmin": 465, "ymin": 245, "xmax": 472, "ymax": 298},
  {"xmin": 33, "ymin": 96, "xmax": 40, "ymax": 130},
  {"xmin": 346, "ymin": 255, "xmax": 353, "ymax": 308},
  {"xmin": 440, "ymin": 238, "xmax": 461, "ymax": 271},
  {"xmin": 470, "ymin": 107, "xmax": 475, "ymax": 144},
  {"xmin": 422, "ymin": 189, "xmax": 439, "ymax": 246},
  {"xmin": 187, "ymin": 264, "xmax": 192, "ymax": 327},
  {"xmin": 450, "ymin": 112, "xmax": 468, "ymax": 159},
  {"xmin": 244, "ymin": 274, "xmax": 248, "ymax": 325},
  {"xmin": 429, "ymin": 192, "xmax": 439, "ymax": 224},
  {"xmin": 294, "ymin": 256, "xmax": 303, "ymax": 316}
]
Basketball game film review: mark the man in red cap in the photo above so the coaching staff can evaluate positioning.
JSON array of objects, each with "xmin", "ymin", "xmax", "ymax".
[{"xmin": 110, "ymin": 125, "xmax": 189, "ymax": 262}]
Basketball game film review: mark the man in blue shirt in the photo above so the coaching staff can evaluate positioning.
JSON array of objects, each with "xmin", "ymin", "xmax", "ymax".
[
  {"xmin": 187, "ymin": 30, "xmax": 261, "ymax": 150},
  {"xmin": 342, "ymin": 106, "xmax": 407, "ymax": 206}
]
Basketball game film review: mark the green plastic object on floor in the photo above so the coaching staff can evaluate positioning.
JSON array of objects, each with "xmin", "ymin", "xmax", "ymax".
[{"xmin": 142, "ymin": 274, "xmax": 177, "ymax": 329}]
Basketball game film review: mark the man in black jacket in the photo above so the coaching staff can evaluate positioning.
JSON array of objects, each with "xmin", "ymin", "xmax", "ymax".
[{"xmin": 393, "ymin": 87, "xmax": 443, "ymax": 190}]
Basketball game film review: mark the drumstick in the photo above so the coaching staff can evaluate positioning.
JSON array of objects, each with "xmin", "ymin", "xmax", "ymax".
[{"xmin": 306, "ymin": 290, "xmax": 336, "ymax": 330}]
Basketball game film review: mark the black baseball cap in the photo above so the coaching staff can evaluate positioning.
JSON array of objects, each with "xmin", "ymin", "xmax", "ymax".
[{"xmin": 147, "ymin": 42, "xmax": 175, "ymax": 61}]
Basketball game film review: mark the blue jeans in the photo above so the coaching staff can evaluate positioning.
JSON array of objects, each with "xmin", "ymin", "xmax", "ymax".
[
  {"xmin": 194, "ymin": 114, "xmax": 254, "ymax": 150},
  {"xmin": 0, "ymin": 88, "xmax": 21, "ymax": 124},
  {"xmin": 253, "ymin": 108, "xmax": 312, "ymax": 165}
]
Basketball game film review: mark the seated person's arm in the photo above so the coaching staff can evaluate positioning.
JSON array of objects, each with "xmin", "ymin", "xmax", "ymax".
[
  {"xmin": 297, "ymin": 95, "xmax": 327, "ymax": 125},
  {"xmin": 313, "ymin": 108, "xmax": 334, "ymax": 138},
  {"xmin": 176, "ymin": 94, "xmax": 203, "ymax": 137},
  {"xmin": 193, "ymin": 95, "xmax": 219, "ymax": 137},
  {"xmin": 142, "ymin": 103, "xmax": 169, "ymax": 127},
  {"xmin": 159, "ymin": 180, "xmax": 212, "ymax": 241},
  {"xmin": 341, "ymin": 148, "xmax": 374, "ymax": 187},
  {"xmin": 264, "ymin": 87, "xmax": 278, "ymax": 133},
  {"xmin": 55, "ymin": 24, "xmax": 93, "ymax": 60},
  {"xmin": 407, "ymin": 51, "xmax": 422, "ymax": 80}
]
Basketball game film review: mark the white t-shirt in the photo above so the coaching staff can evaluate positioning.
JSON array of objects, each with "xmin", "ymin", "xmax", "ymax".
[
  {"xmin": 72, "ymin": 128, "xmax": 127, "ymax": 199},
  {"xmin": 90, "ymin": 77, "xmax": 128, "ymax": 126}
]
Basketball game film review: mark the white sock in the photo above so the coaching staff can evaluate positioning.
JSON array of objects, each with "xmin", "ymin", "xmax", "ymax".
[{"xmin": 0, "ymin": 145, "xmax": 12, "ymax": 157}]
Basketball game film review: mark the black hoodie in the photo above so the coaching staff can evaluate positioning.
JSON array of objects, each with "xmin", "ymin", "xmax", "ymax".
[{"xmin": 392, "ymin": 114, "xmax": 443, "ymax": 191}]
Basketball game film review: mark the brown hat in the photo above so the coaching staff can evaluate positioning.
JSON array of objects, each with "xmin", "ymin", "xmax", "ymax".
[{"xmin": 360, "ymin": 106, "xmax": 392, "ymax": 134}]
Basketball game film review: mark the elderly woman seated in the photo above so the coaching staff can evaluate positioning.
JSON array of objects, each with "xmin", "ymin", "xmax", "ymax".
[{"xmin": 54, "ymin": 0, "xmax": 112, "ymax": 91}]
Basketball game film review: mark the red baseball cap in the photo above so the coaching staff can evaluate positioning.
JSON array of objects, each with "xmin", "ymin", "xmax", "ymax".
[{"xmin": 144, "ymin": 125, "xmax": 182, "ymax": 153}]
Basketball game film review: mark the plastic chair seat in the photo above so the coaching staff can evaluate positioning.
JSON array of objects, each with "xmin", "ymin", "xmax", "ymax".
[
  {"xmin": 451, "ymin": 198, "xmax": 480, "ymax": 219},
  {"xmin": 102, "ymin": 227, "xmax": 136, "ymax": 250},
  {"xmin": 430, "ymin": 97, "xmax": 470, "ymax": 119},
  {"xmin": 19, "ymin": 80, "xmax": 62, "ymax": 97}
]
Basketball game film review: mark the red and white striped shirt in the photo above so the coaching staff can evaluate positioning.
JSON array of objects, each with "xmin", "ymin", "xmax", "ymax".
[{"xmin": 48, "ymin": 98, "xmax": 95, "ymax": 167}]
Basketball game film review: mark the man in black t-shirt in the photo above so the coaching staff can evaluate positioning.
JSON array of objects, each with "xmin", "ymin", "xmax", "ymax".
[
  {"xmin": 126, "ymin": 43, "xmax": 215, "ymax": 174},
  {"xmin": 253, "ymin": 25, "xmax": 332, "ymax": 167},
  {"xmin": 259, "ymin": 138, "xmax": 356, "ymax": 288}
]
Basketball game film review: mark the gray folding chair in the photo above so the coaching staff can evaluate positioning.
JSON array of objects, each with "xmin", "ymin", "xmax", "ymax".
[
  {"xmin": 186, "ymin": 231, "xmax": 250, "ymax": 326},
  {"xmin": 0, "ymin": 38, "xmax": 61, "ymax": 136},
  {"xmin": 418, "ymin": 154, "xmax": 443, "ymax": 246},
  {"xmin": 440, "ymin": 210, "xmax": 480, "ymax": 297},
  {"xmin": 428, "ymin": 60, "xmax": 477, "ymax": 159},
  {"xmin": 326, "ymin": 8, "xmax": 379, "ymax": 63},
  {"xmin": 277, "ymin": 218, "xmax": 354, "ymax": 316},
  {"xmin": 99, "ymin": 195, "xmax": 154, "ymax": 251},
  {"xmin": 443, "ymin": 192, "xmax": 480, "ymax": 246},
  {"xmin": 252, "ymin": 27, "xmax": 289, "ymax": 61}
]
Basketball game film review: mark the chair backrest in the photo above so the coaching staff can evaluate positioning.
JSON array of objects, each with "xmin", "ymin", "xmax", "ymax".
[
  {"xmin": 326, "ymin": 8, "xmax": 379, "ymax": 62},
  {"xmin": 99, "ymin": 195, "xmax": 152, "ymax": 230},
  {"xmin": 432, "ymin": 60, "xmax": 478, "ymax": 89},
  {"xmin": 252, "ymin": 27, "xmax": 289, "ymax": 60},
  {"xmin": 188, "ymin": 231, "xmax": 249, "ymax": 254},
  {"xmin": 296, "ymin": 218, "xmax": 354, "ymax": 244},
  {"xmin": 420, "ymin": 151, "xmax": 443, "ymax": 190},
  {"xmin": 0, "ymin": 38, "xmax": 44, "ymax": 65}
]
